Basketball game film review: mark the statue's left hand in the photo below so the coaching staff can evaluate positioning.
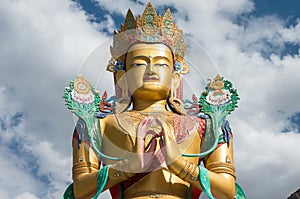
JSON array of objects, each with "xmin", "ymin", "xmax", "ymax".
[
  {"xmin": 156, "ymin": 118, "xmax": 185, "ymax": 175},
  {"xmin": 134, "ymin": 116, "xmax": 155, "ymax": 172},
  {"xmin": 114, "ymin": 116, "xmax": 155, "ymax": 174}
]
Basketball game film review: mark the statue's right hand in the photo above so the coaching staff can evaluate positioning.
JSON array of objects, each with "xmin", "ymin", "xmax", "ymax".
[{"xmin": 113, "ymin": 116, "xmax": 155, "ymax": 174}]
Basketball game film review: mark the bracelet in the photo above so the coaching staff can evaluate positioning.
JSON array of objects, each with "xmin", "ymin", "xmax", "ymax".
[
  {"xmin": 179, "ymin": 160, "xmax": 191, "ymax": 178},
  {"xmin": 189, "ymin": 164, "xmax": 198, "ymax": 181}
]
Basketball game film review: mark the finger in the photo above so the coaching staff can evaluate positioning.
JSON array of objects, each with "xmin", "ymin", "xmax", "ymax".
[
  {"xmin": 137, "ymin": 121, "xmax": 145, "ymax": 168},
  {"xmin": 138, "ymin": 118, "xmax": 150, "ymax": 138},
  {"xmin": 138, "ymin": 129, "xmax": 158, "ymax": 168},
  {"xmin": 143, "ymin": 139, "xmax": 156, "ymax": 169},
  {"xmin": 137, "ymin": 117, "xmax": 154, "ymax": 169},
  {"xmin": 156, "ymin": 118, "xmax": 171, "ymax": 136},
  {"xmin": 137, "ymin": 136, "xmax": 145, "ymax": 168},
  {"xmin": 138, "ymin": 116, "xmax": 153, "ymax": 136},
  {"xmin": 156, "ymin": 118, "xmax": 173, "ymax": 145},
  {"xmin": 155, "ymin": 118, "xmax": 163, "ymax": 128},
  {"xmin": 159, "ymin": 138, "xmax": 166, "ymax": 161},
  {"xmin": 143, "ymin": 116, "xmax": 153, "ymax": 127}
]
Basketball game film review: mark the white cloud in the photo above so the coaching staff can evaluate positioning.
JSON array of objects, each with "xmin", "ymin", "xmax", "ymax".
[
  {"xmin": 97, "ymin": 14, "xmax": 116, "ymax": 33},
  {"xmin": 232, "ymin": 16, "xmax": 286, "ymax": 55},
  {"xmin": 0, "ymin": 0, "xmax": 108, "ymax": 198},
  {"xmin": 280, "ymin": 19, "xmax": 300, "ymax": 44},
  {"xmin": 0, "ymin": 0, "xmax": 111, "ymax": 150},
  {"xmin": 0, "ymin": 146, "xmax": 43, "ymax": 199},
  {"xmin": 233, "ymin": 119, "xmax": 300, "ymax": 199},
  {"xmin": 1, "ymin": 0, "xmax": 300, "ymax": 199},
  {"xmin": 14, "ymin": 192, "xmax": 40, "ymax": 199},
  {"xmin": 0, "ymin": 87, "xmax": 71, "ymax": 199}
]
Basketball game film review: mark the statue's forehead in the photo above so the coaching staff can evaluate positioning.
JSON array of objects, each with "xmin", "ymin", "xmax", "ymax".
[{"xmin": 126, "ymin": 43, "xmax": 173, "ymax": 59}]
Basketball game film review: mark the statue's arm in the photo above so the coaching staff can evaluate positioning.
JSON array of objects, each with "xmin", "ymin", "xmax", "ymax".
[
  {"xmin": 204, "ymin": 140, "xmax": 236, "ymax": 199},
  {"xmin": 168, "ymin": 139, "xmax": 235, "ymax": 199},
  {"xmin": 72, "ymin": 135, "xmax": 99, "ymax": 199},
  {"xmin": 72, "ymin": 119, "xmax": 134, "ymax": 199}
]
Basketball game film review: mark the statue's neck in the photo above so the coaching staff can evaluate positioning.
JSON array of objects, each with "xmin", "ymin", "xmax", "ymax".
[{"xmin": 132, "ymin": 99, "xmax": 168, "ymax": 113}]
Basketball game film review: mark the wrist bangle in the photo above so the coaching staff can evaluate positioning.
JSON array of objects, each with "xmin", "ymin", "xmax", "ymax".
[
  {"xmin": 178, "ymin": 160, "xmax": 190, "ymax": 178},
  {"xmin": 189, "ymin": 164, "xmax": 198, "ymax": 181}
]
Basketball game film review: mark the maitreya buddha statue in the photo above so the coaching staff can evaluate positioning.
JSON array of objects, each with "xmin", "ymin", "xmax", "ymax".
[{"xmin": 63, "ymin": 2, "xmax": 246, "ymax": 199}]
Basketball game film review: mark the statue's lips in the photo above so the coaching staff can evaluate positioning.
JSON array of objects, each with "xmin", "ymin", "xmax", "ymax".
[{"xmin": 143, "ymin": 76, "xmax": 159, "ymax": 81}]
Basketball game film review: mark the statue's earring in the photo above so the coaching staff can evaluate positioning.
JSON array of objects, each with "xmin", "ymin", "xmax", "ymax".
[
  {"xmin": 168, "ymin": 71, "xmax": 187, "ymax": 115},
  {"xmin": 115, "ymin": 70, "xmax": 131, "ymax": 113},
  {"xmin": 107, "ymin": 58, "xmax": 125, "ymax": 73}
]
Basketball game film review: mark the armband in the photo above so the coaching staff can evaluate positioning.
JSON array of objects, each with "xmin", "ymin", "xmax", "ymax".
[
  {"xmin": 206, "ymin": 162, "xmax": 236, "ymax": 179},
  {"xmin": 72, "ymin": 162, "xmax": 99, "ymax": 178},
  {"xmin": 62, "ymin": 165, "xmax": 110, "ymax": 199}
]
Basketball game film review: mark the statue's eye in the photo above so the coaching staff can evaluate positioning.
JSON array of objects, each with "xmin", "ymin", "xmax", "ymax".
[
  {"xmin": 131, "ymin": 63, "xmax": 147, "ymax": 67},
  {"xmin": 154, "ymin": 63, "xmax": 169, "ymax": 67}
]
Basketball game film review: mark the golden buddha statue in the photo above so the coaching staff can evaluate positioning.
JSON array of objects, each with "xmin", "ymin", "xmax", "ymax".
[{"xmin": 63, "ymin": 3, "xmax": 246, "ymax": 199}]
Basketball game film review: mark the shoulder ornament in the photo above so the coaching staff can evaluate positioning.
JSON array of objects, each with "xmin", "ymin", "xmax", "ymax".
[
  {"xmin": 182, "ymin": 75, "xmax": 239, "ymax": 157},
  {"xmin": 63, "ymin": 75, "xmax": 122, "ymax": 161}
]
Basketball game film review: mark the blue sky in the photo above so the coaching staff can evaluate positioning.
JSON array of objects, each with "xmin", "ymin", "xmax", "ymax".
[
  {"xmin": 78, "ymin": 0, "xmax": 300, "ymax": 25},
  {"xmin": 76, "ymin": 0, "xmax": 300, "ymax": 132},
  {"xmin": 77, "ymin": 0, "xmax": 300, "ymax": 57},
  {"xmin": 253, "ymin": 0, "xmax": 300, "ymax": 20},
  {"xmin": 253, "ymin": 0, "xmax": 300, "ymax": 56},
  {"xmin": 0, "ymin": 1, "xmax": 300, "ymax": 199}
]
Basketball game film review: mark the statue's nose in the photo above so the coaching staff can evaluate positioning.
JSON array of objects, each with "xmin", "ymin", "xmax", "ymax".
[{"xmin": 146, "ymin": 63, "xmax": 155, "ymax": 75}]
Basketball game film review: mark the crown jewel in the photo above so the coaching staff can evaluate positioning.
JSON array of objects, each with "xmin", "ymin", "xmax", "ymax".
[{"xmin": 108, "ymin": 2, "xmax": 189, "ymax": 74}]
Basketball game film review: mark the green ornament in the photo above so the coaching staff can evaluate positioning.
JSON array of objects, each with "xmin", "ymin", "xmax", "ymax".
[
  {"xmin": 63, "ymin": 75, "xmax": 122, "ymax": 161},
  {"xmin": 183, "ymin": 75, "xmax": 240, "ymax": 157}
]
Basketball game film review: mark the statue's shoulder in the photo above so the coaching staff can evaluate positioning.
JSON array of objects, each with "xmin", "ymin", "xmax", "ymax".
[
  {"xmin": 100, "ymin": 112, "xmax": 135, "ymax": 137},
  {"xmin": 99, "ymin": 113, "xmax": 115, "ymax": 122},
  {"xmin": 98, "ymin": 114, "xmax": 117, "ymax": 130}
]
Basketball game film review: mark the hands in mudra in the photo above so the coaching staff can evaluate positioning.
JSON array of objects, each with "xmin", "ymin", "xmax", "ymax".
[{"xmin": 112, "ymin": 116, "xmax": 186, "ymax": 177}]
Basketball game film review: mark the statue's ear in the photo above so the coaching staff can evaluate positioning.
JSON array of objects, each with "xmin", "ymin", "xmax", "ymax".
[
  {"xmin": 115, "ymin": 70, "xmax": 131, "ymax": 113},
  {"xmin": 172, "ymin": 71, "xmax": 182, "ymax": 90},
  {"xmin": 116, "ymin": 70, "xmax": 127, "ymax": 89}
]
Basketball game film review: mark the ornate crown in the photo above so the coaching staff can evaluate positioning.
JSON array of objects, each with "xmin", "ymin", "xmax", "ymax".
[{"xmin": 107, "ymin": 2, "xmax": 189, "ymax": 74}]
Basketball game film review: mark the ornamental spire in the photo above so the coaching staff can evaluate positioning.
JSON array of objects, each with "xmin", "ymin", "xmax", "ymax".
[{"xmin": 109, "ymin": 2, "xmax": 189, "ymax": 74}]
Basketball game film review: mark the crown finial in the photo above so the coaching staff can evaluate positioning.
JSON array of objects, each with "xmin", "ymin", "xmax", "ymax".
[
  {"xmin": 137, "ymin": 2, "xmax": 159, "ymax": 34},
  {"xmin": 108, "ymin": 3, "xmax": 189, "ymax": 74},
  {"xmin": 161, "ymin": 8, "xmax": 175, "ymax": 38},
  {"xmin": 124, "ymin": 9, "xmax": 136, "ymax": 30}
]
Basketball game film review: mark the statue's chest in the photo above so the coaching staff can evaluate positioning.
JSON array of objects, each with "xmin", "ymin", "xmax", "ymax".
[
  {"xmin": 102, "ymin": 113, "xmax": 204, "ymax": 165},
  {"xmin": 114, "ymin": 112, "xmax": 205, "ymax": 147}
]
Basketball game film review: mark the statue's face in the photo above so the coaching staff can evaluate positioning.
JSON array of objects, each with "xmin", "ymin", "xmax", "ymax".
[{"xmin": 125, "ymin": 43, "xmax": 173, "ymax": 100}]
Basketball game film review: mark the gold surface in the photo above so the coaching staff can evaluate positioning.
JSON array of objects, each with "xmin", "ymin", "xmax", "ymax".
[
  {"xmin": 125, "ymin": 43, "xmax": 174, "ymax": 105},
  {"xmin": 71, "ymin": 42, "xmax": 236, "ymax": 199}
]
